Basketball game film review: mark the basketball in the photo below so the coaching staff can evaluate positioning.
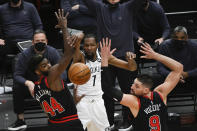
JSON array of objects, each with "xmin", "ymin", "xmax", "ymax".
[{"xmin": 68, "ymin": 63, "xmax": 91, "ymax": 85}]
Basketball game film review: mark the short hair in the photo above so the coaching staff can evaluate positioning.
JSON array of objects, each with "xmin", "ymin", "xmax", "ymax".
[
  {"xmin": 136, "ymin": 74, "xmax": 153, "ymax": 89},
  {"xmin": 33, "ymin": 29, "xmax": 46, "ymax": 38},
  {"xmin": 173, "ymin": 26, "xmax": 188, "ymax": 36},
  {"xmin": 84, "ymin": 34, "xmax": 98, "ymax": 43},
  {"xmin": 28, "ymin": 54, "xmax": 45, "ymax": 73}
]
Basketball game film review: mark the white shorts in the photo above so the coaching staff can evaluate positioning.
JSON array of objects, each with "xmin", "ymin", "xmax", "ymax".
[{"xmin": 76, "ymin": 95, "xmax": 110, "ymax": 131}]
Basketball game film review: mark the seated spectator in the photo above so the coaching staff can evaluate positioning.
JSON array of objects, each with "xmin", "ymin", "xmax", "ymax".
[
  {"xmin": 157, "ymin": 26, "xmax": 197, "ymax": 95},
  {"xmin": 60, "ymin": 0, "xmax": 98, "ymax": 34},
  {"xmin": 133, "ymin": 0, "xmax": 170, "ymax": 50},
  {"xmin": 8, "ymin": 29, "xmax": 66, "ymax": 131}
]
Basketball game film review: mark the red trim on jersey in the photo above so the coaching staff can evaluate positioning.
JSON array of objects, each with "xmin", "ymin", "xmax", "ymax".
[
  {"xmin": 49, "ymin": 114, "xmax": 79, "ymax": 123},
  {"xmin": 155, "ymin": 91, "xmax": 164, "ymax": 102},
  {"xmin": 151, "ymin": 92, "xmax": 153, "ymax": 101},
  {"xmin": 61, "ymin": 80, "xmax": 65, "ymax": 89},
  {"xmin": 137, "ymin": 98, "xmax": 141, "ymax": 109},
  {"xmin": 34, "ymin": 75, "xmax": 44, "ymax": 85},
  {"xmin": 55, "ymin": 114, "xmax": 78, "ymax": 120},
  {"xmin": 45, "ymin": 77, "xmax": 50, "ymax": 89}
]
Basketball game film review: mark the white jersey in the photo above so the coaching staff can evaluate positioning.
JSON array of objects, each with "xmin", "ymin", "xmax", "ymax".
[{"xmin": 77, "ymin": 50, "xmax": 103, "ymax": 96}]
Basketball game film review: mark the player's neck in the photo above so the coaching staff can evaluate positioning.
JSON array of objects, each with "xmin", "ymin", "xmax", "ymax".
[{"xmin": 143, "ymin": 91, "xmax": 152, "ymax": 99}]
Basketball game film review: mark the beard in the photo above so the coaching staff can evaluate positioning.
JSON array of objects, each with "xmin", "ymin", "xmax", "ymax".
[{"xmin": 85, "ymin": 52, "xmax": 94, "ymax": 61}]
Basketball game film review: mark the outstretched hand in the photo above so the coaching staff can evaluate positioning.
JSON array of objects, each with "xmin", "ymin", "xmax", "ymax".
[
  {"xmin": 140, "ymin": 42, "xmax": 157, "ymax": 59},
  {"xmin": 55, "ymin": 9, "xmax": 68, "ymax": 29},
  {"xmin": 100, "ymin": 38, "xmax": 116, "ymax": 61}
]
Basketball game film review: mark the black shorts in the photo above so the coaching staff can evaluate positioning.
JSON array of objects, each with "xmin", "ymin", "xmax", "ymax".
[{"xmin": 47, "ymin": 119, "xmax": 84, "ymax": 131}]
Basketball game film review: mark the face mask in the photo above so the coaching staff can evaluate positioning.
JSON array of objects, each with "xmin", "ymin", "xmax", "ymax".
[
  {"xmin": 34, "ymin": 42, "xmax": 46, "ymax": 52},
  {"xmin": 172, "ymin": 39, "xmax": 187, "ymax": 50},
  {"xmin": 10, "ymin": 0, "xmax": 20, "ymax": 4}
]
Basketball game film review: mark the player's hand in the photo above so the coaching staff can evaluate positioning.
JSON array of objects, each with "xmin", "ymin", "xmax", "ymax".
[
  {"xmin": 75, "ymin": 32, "xmax": 84, "ymax": 50},
  {"xmin": 72, "ymin": 4, "xmax": 79, "ymax": 10},
  {"xmin": 73, "ymin": 85, "xmax": 85, "ymax": 105},
  {"xmin": 126, "ymin": 52, "xmax": 136, "ymax": 61},
  {"xmin": 0, "ymin": 39, "xmax": 5, "ymax": 46},
  {"xmin": 140, "ymin": 42, "xmax": 157, "ymax": 59},
  {"xmin": 55, "ymin": 9, "xmax": 68, "ymax": 29},
  {"xmin": 100, "ymin": 37, "xmax": 116, "ymax": 60}
]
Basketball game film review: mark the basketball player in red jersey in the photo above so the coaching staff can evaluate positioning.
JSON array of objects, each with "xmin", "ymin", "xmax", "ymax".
[
  {"xmin": 27, "ymin": 9, "xmax": 84, "ymax": 131},
  {"xmin": 100, "ymin": 39, "xmax": 183, "ymax": 131}
]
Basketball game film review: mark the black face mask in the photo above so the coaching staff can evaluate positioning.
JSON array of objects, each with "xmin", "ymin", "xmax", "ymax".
[
  {"xmin": 108, "ymin": 2, "xmax": 119, "ymax": 8},
  {"xmin": 172, "ymin": 39, "xmax": 187, "ymax": 50},
  {"xmin": 34, "ymin": 42, "xmax": 46, "ymax": 52},
  {"xmin": 10, "ymin": 0, "xmax": 20, "ymax": 4}
]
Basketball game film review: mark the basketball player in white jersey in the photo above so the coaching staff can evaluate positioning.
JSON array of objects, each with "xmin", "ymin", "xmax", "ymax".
[{"xmin": 72, "ymin": 34, "xmax": 137, "ymax": 131}]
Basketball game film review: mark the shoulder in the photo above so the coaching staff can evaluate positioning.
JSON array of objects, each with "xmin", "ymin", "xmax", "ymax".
[
  {"xmin": 188, "ymin": 39, "xmax": 197, "ymax": 47},
  {"xmin": 46, "ymin": 45, "xmax": 58, "ymax": 52},
  {"xmin": 150, "ymin": 1, "xmax": 164, "ymax": 13},
  {"xmin": 23, "ymin": 1, "xmax": 35, "ymax": 7},
  {"xmin": 0, "ymin": 3, "xmax": 8, "ymax": 10}
]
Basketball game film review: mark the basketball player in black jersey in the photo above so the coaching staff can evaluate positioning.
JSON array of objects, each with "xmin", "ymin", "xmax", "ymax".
[
  {"xmin": 27, "ymin": 9, "xmax": 84, "ymax": 131},
  {"xmin": 100, "ymin": 39, "xmax": 183, "ymax": 131}
]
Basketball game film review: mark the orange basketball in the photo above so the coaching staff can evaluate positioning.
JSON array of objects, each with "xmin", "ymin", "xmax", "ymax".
[{"xmin": 68, "ymin": 63, "xmax": 91, "ymax": 85}]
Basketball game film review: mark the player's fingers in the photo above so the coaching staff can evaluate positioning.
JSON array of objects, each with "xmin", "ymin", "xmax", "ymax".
[
  {"xmin": 110, "ymin": 48, "xmax": 116, "ymax": 55},
  {"xmin": 61, "ymin": 9, "xmax": 64, "ymax": 17},
  {"xmin": 100, "ymin": 41, "xmax": 103, "ymax": 49},
  {"xmin": 55, "ymin": 12, "xmax": 59, "ymax": 19}
]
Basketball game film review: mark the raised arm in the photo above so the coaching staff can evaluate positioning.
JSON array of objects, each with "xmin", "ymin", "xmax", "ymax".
[
  {"xmin": 47, "ymin": 9, "xmax": 78, "ymax": 83},
  {"xmin": 104, "ymin": 38, "xmax": 137, "ymax": 71},
  {"xmin": 140, "ymin": 43, "xmax": 183, "ymax": 104},
  {"xmin": 100, "ymin": 38, "xmax": 139, "ymax": 117}
]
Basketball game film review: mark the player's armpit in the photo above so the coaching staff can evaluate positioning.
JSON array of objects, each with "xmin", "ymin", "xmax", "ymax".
[{"xmin": 120, "ymin": 94, "xmax": 139, "ymax": 117}]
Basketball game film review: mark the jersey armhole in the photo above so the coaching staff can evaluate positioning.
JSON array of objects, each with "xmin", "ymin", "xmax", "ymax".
[
  {"xmin": 61, "ymin": 80, "xmax": 65, "ymax": 89},
  {"xmin": 155, "ymin": 91, "xmax": 164, "ymax": 102}
]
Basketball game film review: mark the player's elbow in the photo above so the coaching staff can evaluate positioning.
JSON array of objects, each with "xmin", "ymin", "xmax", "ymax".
[
  {"xmin": 176, "ymin": 63, "xmax": 183, "ymax": 74},
  {"xmin": 128, "ymin": 65, "xmax": 137, "ymax": 71}
]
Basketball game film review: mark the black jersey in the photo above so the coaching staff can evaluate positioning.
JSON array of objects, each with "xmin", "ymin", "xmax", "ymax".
[
  {"xmin": 133, "ymin": 91, "xmax": 168, "ymax": 131},
  {"xmin": 34, "ymin": 76, "xmax": 79, "ymax": 124}
]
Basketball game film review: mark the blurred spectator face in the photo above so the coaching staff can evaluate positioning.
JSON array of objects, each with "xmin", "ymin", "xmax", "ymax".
[
  {"xmin": 33, "ymin": 33, "xmax": 48, "ymax": 53},
  {"xmin": 107, "ymin": 0, "xmax": 120, "ymax": 5},
  {"xmin": 141, "ymin": 0, "xmax": 149, "ymax": 11},
  {"xmin": 10, "ymin": 0, "xmax": 21, "ymax": 5},
  {"xmin": 172, "ymin": 32, "xmax": 188, "ymax": 50},
  {"xmin": 83, "ymin": 37, "xmax": 98, "ymax": 61}
]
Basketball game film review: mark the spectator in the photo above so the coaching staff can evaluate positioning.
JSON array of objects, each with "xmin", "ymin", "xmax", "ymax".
[
  {"xmin": 0, "ymin": 0, "xmax": 42, "ymax": 71},
  {"xmin": 83, "ymin": 0, "xmax": 143, "ymax": 129},
  {"xmin": 8, "ymin": 29, "xmax": 66, "ymax": 131},
  {"xmin": 60, "ymin": 0, "xmax": 98, "ymax": 34},
  {"xmin": 157, "ymin": 26, "xmax": 197, "ymax": 95},
  {"xmin": 133, "ymin": 0, "xmax": 170, "ymax": 50}
]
